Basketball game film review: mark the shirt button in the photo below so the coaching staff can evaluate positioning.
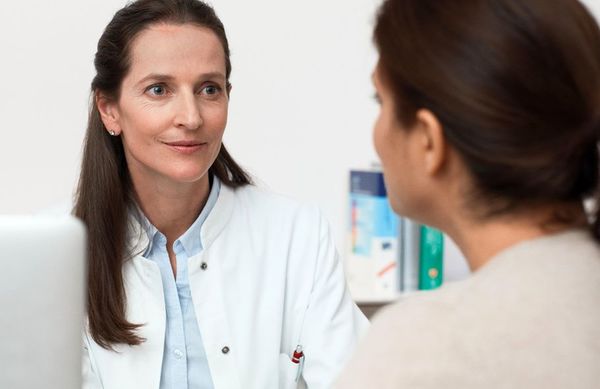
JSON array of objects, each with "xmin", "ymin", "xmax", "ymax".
[
  {"xmin": 221, "ymin": 346, "xmax": 230, "ymax": 354},
  {"xmin": 173, "ymin": 349, "xmax": 184, "ymax": 359},
  {"xmin": 174, "ymin": 241, "xmax": 185, "ymax": 254},
  {"xmin": 201, "ymin": 262, "xmax": 208, "ymax": 270}
]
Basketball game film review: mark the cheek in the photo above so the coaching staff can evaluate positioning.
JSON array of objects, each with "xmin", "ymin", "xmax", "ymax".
[
  {"xmin": 203, "ymin": 105, "xmax": 228, "ymax": 163},
  {"xmin": 118, "ymin": 107, "xmax": 170, "ymax": 165},
  {"xmin": 372, "ymin": 114, "xmax": 385, "ymax": 160},
  {"xmin": 372, "ymin": 111, "xmax": 394, "ymax": 166},
  {"xmin": 204, "ymin": 103, "xmax": 228, "ymax": 137},
  {"xmin": 384, "ymin": 178, "xmax": 403, "ymax": 215},
  {"xmin": 372, "ymin": 111, "xmax": 405, "ymax": 211},
  {"xmin": 119, "ymin": 103, "xmax": 166, "ymax": 139}
]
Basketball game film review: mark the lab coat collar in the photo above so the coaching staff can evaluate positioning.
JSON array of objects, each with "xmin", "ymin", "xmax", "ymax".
[
  {"xmin": 132, "ymin": 177, "xmax": 221, "ymax": 258},
  {"xmin": 125, "ymin": 181, "xmax": 236, "ymax": 260}
]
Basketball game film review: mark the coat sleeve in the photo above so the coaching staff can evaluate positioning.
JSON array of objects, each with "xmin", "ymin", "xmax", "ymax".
[
  {"xmin": 82, "ymin": 332, "xmax": 103, "ymax": 389},
  {"xmin": 299, "ymin": 211, "xmax": 370, "ymax": 389}
]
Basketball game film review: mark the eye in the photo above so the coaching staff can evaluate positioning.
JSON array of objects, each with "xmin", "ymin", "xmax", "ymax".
[
  {"xmin": 201, "ymin": 84, "xmax": 222, "ymax": 96},
  {"xmin": 146, "ymin": 84, "xmax": 167, "ymax": 96},
  {"xmin": 373, "ymin": 93, "xmax": 382, "ymax": 105}
]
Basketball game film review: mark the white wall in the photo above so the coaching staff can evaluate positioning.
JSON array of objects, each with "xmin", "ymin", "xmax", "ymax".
[
  {"xmin": 0, "ymin": 0, "xmax": 381, "ymax": 256},
  {"xmin": 2, "ymin": 0, "xmax": 599, "ymax": 283},
  {"xmin": 216, "ymin": 0, "xmax": 385, "ymax": 266},
  {"xmin": 0, "ymin": 1, "xmax": 117, "ymax": 213}
]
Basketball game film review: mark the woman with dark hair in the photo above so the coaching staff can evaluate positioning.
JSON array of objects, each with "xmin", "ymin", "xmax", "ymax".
[
  {"xmin": 75, "ymin": 1, "xmax": 367, "ymax": 388},
  {"xmin": 336, "ymin": 0, "xmax": 600, "ymax": 387}
]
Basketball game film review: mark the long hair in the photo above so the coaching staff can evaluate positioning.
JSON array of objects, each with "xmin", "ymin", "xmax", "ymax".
[
  {"xmin": 74, "ymin": 0, "xmax": 252, "ymax": 349},
  {"xmin": 374, "ymin": 0, "xmax": 600, "ymax": 239}
]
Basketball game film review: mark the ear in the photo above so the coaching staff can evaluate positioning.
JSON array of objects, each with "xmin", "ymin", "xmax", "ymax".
[
  {"xmin": 414, "ymin": 109, "xmax": 446, "ymax": 176},
  {"xmin": 95, "ymin": 92, "xmax": 122, "ymax": 135}
]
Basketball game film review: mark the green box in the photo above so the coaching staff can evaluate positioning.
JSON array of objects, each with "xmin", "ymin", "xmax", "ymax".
[{"xmin": 419, "ymin": 225, "xmax": 444, "ymax": 290}]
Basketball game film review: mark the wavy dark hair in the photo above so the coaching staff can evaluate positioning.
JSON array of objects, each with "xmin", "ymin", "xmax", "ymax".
[
  {"xmin": 74, "ymin": 0, "xmax": 252, "ymax": 349},
  {"xmin": 374, "ymin": 0, "xmax": 600, "ymax": 239}
]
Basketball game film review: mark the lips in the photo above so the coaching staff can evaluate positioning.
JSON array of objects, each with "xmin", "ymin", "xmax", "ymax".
[
  {"xmin": 164, "ymin": 140, "xmax": 205, "ymax": 147},
  {"xmin": 163, "ymin": 140, "xmax": 207, "ymax": 154}
]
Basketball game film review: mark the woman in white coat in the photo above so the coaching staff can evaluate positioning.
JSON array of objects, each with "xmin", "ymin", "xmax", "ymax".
[{"xmin": 74, "ymin": 1, "xmax": 367, "ymax": 388}]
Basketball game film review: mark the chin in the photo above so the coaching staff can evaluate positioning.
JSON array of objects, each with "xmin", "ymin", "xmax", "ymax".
[
  {"xmin": 390, "ymin": 202, "xmax": 407, "ymax": 218},
  {"xmin": 387, "ymin": 194, "xmax": 405, "ymax": 215},
  {"xmin": 390, "ymin": 199, "xmax": 419, "ymax": 221},
  {"xmin": 167, "ymin": 168, "xmax": 210, "ymax": 184}
]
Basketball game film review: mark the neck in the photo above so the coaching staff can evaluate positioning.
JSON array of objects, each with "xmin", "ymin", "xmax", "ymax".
[
  {"xmin": 133, "ymin": 174, "xmax": 211, "ymax": 244},
  {"xmin": 441, "ymin": 203, "xmax": 587, "ymax": 271}
]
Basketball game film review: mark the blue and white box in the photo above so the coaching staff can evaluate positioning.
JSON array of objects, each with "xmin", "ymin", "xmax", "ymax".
[{"xmin": 347, "ymin": 170, "xmax": 401, "ymax": 301}]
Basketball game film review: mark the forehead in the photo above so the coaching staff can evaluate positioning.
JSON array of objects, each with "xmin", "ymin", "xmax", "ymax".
[
  {"xmin": 372, "ymin": 61, "xmax": 384, "ymax": 86},
  {"xmin": 372, "ymin": 62, "xmax": 390, "ymax": 96},
  {"xmin": 126, "ymin": 23, "xmax": 226, "ymax": 80}
]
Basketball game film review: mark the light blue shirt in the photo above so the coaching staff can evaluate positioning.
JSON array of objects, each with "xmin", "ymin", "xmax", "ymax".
[{"xmin": 139, "ymin": 177, "xmax": 220, "ymax": 389}]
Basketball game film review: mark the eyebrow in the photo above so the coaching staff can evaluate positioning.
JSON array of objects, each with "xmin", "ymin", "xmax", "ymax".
[{"xmin": 135, "ymin": 72, "xmax": 226, "ymax": 87}]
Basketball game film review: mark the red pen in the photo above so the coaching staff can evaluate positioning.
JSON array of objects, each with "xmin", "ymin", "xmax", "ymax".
[
  {"xmin": 291, "ymin": 345, "xmax": 304, "ymax": 364},
  {"xmin": 291, "ymin": 345, "xmax": 305, "ymax": 382}
]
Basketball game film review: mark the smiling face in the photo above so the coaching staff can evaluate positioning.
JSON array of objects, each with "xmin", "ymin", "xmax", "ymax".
[{"xmin": 98, "ymin": 23, "xmax": 229, "ymax": 190}]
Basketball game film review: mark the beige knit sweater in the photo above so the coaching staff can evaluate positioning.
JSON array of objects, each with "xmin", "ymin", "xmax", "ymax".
[{"xmin": 336, "ymin": 229, "xmax": 600, "ymax": 389}]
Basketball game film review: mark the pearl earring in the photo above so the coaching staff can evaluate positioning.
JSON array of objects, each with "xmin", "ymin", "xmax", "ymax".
[{"xmin": 109, "ymin": 130, "xmax": 116, "ymax": 136}]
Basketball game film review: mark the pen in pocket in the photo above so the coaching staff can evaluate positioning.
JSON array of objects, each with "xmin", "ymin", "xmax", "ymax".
[{"xmin": 291, "ymin": 345, "xmax": 305, "ymax": 382}]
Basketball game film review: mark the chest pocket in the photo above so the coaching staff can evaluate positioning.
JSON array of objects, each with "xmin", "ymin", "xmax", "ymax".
[{"xmin": 278, "ymin": 353, "xmax": 304, "ymax": 389}]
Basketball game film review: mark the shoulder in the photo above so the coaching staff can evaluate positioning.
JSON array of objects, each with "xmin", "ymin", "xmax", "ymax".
[
  {"xmin": 336, "ymin": 286, "xmax": 468, "ymax": 389},
  {"xmin": 370, "ymin": 284, "xmax": 467, "ymax": 341},
  {"xmin": 468, "ymin": 229, "xmax": 600, "ymax": 298},
  {"xmin": 498, "ymin": 228, "xmax": 600, "ymax": 267},
  {"xmin": 373, "ymin": 283, "xmax": 468, "ymax": 348},
  {"xmin": 226, "ymin": 184, "xmax": 324, "ymax": 226},
  {"xmin": 229, "ymin": 183, "xmax": 310, "ymax": 209}
]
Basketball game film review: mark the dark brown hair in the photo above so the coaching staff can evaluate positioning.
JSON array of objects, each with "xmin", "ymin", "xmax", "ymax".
[
  {"xmin": 374, "ymin": 0, "xmax": 600, "ymax": 238},
  {"xmin": 74, "ymin": 0, "xmax": 252, "ymax": 349}
]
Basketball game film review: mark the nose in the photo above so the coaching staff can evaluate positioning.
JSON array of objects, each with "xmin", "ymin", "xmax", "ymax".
[{"xmin": 174, "ymin": 91, "xmax": 203, "ymax": 130}]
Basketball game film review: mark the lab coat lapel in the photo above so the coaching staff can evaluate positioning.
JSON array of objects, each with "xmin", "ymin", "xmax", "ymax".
[
  {"xmin": 189, "ymin": 183, "xmax": 242, "ymax": 388},
  {"xmin": 90, "ymin": 257, "xmax": 166, "ymax": 389},
  {"xmin": 189, "ymin": 250, "xmax": 242, "ymax": 389}
]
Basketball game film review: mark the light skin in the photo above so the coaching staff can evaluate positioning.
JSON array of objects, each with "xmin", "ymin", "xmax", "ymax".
[
  {"xmin": 372, "ymin": 63, "xmax": 586, "ymax": 271},
  {"xmin": 97, "ymin": 23, "xmax": 231, "ymax": 276}
]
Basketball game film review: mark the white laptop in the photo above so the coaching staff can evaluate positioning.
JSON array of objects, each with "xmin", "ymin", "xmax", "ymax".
[{"xmin": 0, "ymin": 215, "xmax": 86, "ymax": 389}]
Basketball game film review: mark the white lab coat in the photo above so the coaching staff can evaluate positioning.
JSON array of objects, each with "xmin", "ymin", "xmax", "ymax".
[{"xmin": 82, "ymin": 183, "xmax": 369, "ymax": 389}]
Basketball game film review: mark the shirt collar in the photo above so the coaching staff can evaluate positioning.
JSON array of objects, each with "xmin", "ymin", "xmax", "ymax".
[
  {"xmin": 136, "ymin": 175, "xmax": 221, "ymax": 258},
  {"xmin": 178, "ymin": 176, "xmax": 221, "ymax": 256}
]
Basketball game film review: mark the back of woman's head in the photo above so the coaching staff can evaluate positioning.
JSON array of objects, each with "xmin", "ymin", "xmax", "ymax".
[{"xmin": 374, "ymin": 0, "xmax": 600, "ymax": 233}]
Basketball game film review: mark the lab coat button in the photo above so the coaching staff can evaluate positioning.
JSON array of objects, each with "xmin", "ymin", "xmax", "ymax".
[
  {"xmin": 174, "ymin": 349, "xmax": 184, "ymax": 359},
  {"xmin": 201, "ymin": 262, "xmax": 208, "ymax": 270},
  {"xmin": 221, "ymin": 346, "xmax": 230, "ymax": 354}
]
